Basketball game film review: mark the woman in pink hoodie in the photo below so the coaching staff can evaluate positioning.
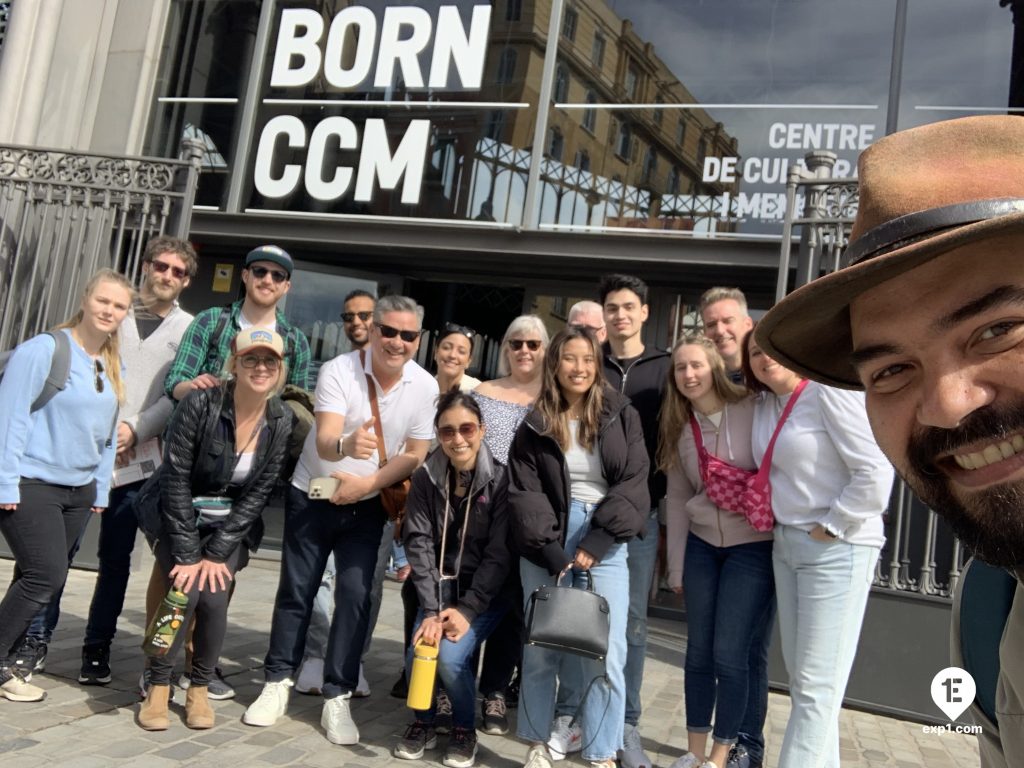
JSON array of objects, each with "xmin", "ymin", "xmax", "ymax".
[{"xmin": 659, "ymin": 335, "xmax": 774, "ymax": 768}]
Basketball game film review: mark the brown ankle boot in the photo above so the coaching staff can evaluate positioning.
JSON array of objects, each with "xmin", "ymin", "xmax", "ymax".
[
  {"xmin": 186, "ymin": 685, "xmax": 215, "ymax": 729},
  {"xmin": 138, "ymin": 683, "xmax": 170, "ymax": 730}
]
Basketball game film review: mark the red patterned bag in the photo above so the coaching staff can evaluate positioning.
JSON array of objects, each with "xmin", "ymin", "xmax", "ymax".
[{"xmin": 689, "ymin": 380, "xmax": 808, "ymax": 532}]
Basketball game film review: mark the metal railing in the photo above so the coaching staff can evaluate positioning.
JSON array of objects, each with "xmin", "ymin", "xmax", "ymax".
[
  {"xmin": 777, "ymin": 151, "xmax": 966, "ymax": 601},
  {"xmin": 0, "ymin": 139, "xmax": 203, "ymax": 352}
]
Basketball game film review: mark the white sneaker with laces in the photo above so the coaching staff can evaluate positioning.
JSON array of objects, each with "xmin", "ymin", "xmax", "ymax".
[
  {"xmin": 242, "ymin": 679, "xmax": 293, "ymax": 726},
  {"xmin": 619, "ymin": 724, "xmax": 654, "ymax": 768},
  {"xmin": 523, "ymin": 744, "xmax": 554, "ymax": 768},
  {"xmin": 295, "ymin": 657, "xmax": 324, "ymax": 695},
  {"xmin": 322, "ymin": 692, "xmax": 360, "ymax": 745},
  {"xmin": 668, "ymin": 752, "xmax": 705, "ymax": 768},
  {"xmin": 354, "ymin": 662, "xmax": 370, "ymax": 697},
  {"xmin": 546, "ymin": 715, "xmax": 582, "ymax": 761}
]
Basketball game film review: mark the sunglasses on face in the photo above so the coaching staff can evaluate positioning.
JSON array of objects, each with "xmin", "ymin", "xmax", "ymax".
[
  {"xmin": 239, "ymin": 354, "xmax": 281, "ymax": 370},
  {"xmin": 94, "ymin": 359, "xmax": 104, "ymax": 393},
  {"xmin": 509, "ymin": 339, "xmax": 542, "ymax": 351},
  {"xmin": 438, "ymin": 422, "xmax": 480, "ymax": 441},
  {"xmin": 341, "ymin": 311, "xmax": 373, "ymax": 323},
  {"xmin": 248, "ymin": 265, "xmax": 289, "ymax": 284},
  {"xmin": 149, "ymin": 260, "xmax": 188, "ymax": 279},
  {"xmin": 376, "ymin": 323, "xmax": 422, "ymax": 343}
]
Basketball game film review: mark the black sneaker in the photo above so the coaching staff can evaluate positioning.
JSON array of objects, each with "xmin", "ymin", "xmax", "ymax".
[
  {"xmin": 394, "ymin": 720, "xmax": 437, "ymax": 760},
  {"xmin": 480, "ymin": 691, "xmax": 509, "ymax": 735},
  {"xmin": 13, "ymin": 637, "xmax": 47, "ymax": 679},
  {"xmin": 78, "ymin": 643, "xmax": 112, "ymax": 685},
  {"xmin": 727, "ymin": 746, "xmax": 752, "ymax": 768},
  {"xmin": 390, "ymin": 669, "xmax": 409, "ymax": 699},
  {"xmin": 444, "ymin": 727, "xmax": 478, "ymax": 768},
  {"xmin": 434, "ymin": 688, "xmax": 453, "ymax": 734}
]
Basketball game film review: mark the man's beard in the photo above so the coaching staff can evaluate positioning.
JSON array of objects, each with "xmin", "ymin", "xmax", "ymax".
[{"xmin": 904, "ymin": 401, "xmax": 1024, "ymax": 568}]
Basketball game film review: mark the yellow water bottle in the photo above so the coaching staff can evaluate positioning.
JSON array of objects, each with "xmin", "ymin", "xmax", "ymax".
[{"xmin": 407, "ymin": 641, "xmax": 439, "ymax": 710}]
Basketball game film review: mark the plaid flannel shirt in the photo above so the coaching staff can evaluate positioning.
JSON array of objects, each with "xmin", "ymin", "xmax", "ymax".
[{"xmin": 164, "ymin": 300, "xmax": 311, "ymax": 399}]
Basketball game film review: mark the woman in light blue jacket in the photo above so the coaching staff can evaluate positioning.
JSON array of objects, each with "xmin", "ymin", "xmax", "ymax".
[{"xmin": 0, "ymin": 268, "xmax": 133, "ymax": 703}]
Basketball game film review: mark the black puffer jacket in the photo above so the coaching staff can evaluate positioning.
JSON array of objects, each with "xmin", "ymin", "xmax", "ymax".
[
  {"xmin": 134, "ymin": 384, "xmax": 292, "ymax": 565},
  {"xmin": 402, "ymin": 442, "xmax": 512, "ymax": 621},
  {"xmin": 507, "ymin": 387, "xmax": 650, "ymax": 575}
]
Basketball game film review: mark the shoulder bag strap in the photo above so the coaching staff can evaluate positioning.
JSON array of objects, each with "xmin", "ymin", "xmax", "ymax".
[
  {"xmin": 757, "ymin": 379, "xmax": 809, "ymax": 476},
  {"xmin": 360, "ymin": 350, "xmax": 389, "ymax": 468},
  {"xmin": 688, "ymin": 413, "xmax": 711, "ymax": 484}
]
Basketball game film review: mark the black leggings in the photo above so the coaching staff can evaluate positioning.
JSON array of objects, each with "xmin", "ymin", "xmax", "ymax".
[
  {"xmin": 148, "ymin": 536, "xmax": 244, "ymax": 686},
  {"xmin": 0, "ymin": 479, "xmax": 93, "ymax": 660}
]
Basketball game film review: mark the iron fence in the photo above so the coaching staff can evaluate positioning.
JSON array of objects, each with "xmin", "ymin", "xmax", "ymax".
[{"xmin": 0, "ymin": 139, "xmax": 203, "ymax": 352}]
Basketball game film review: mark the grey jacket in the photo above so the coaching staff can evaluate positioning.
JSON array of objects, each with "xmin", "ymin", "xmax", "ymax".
[{"xmin": 120, "ymin": 303, "xmax": 194, "ymax": 443}]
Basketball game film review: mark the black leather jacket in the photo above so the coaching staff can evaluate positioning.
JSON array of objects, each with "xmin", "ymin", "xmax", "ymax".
[
  {"xmin": 135, "ymin": 384, "xmax": 292, "ymax": 565},
  {"xmin": 402, "ymin": 442, "xmax": 512, "ymax": 621}
]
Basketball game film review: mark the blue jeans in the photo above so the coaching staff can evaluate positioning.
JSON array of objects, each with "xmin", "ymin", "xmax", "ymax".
[
  {"xmin": 518, "ymin": 499, "xmax": 629, "ymax": 763},
  {"xmin": 406, "ymin": 601, "xmax": 508, "ymax": 729},
  {"xmin": 736, "ymin": 590, "xmax": 776, "ymax": 766},
  {"xmin": 263, "ymin": 486, "xmax": 385, "ymax": 698},
  {"xmin": 773, "ymin": 525, "xmax": 879, "ymax": 768},
  {"xmin": 624, "ymin": 510, "xmax": 659, "ymax": 726},
  {"xmin": 683, "ymin": 534, "xmax": 774, "ymax": 748}
]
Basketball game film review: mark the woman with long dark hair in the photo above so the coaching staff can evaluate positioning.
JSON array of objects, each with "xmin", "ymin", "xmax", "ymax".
[
  {"xmin": 0, "ymin": 268, "xmax": 133, "ymax": 702},
  {"xmin": 508, "ymin": 326, "xmax": 649, "ymax": 768},
  {"xmin": 743, "ymin": 327, "xmax": 893, "ymax": 768},
  {"xmin": 659, "ymin": 335, "xmax": 773, "ymax": 768},
  {"xmin": 394, "ymin": 391, "xmax": 512, "ymax": 768},
  {"xmin": 134, "ymin": 328, "xmax": 292, "ymax": 731}
]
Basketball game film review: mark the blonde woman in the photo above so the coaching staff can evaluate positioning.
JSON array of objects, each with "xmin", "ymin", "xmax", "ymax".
[
  {"xmin": 508, "ymin": 326, "xmax": 649, "ymax": 768},
  {"xmin": 0, "ymin": 268, "xmax": 134, "ymax": 702},
  {"xmin": 659, "ymin": 336, "xmax": 773, "ymax": 768},
  {"xmin": 133, "ymin": 328, "xmax": 292, "ymax": 731}
]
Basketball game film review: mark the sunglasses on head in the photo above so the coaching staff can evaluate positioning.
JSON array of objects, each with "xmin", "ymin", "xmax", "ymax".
[
  {"xmin": 248, "ymin": 265, "xmax": 289, "ymax": 283},
  {"xmin": 149, "ymin": 260, "xmax": 188, "ymax": 280},
  {"xmin": 570, "ymin": 323, "xmax": 603, "ymax": 334},
  {"xmin": 94, "ymin": 359, "xmax": 104, "ymax": 393},
  {"xmin": 509, "ymin": 339, "xmax": 542, "ymax": 351},
  {"xmin": 443, "ymin": 321, "xmax": 476, "ymax": 340},
  {"xmin": 341, "ymin": 311, "xmax": 373, "ymax": 323},
  {"xmin": 438, "ymin": 422, "xmax": 480, "ymax": 441},
  {"xmin": 377, "ymin": 323, "xmax": 422, "ymax": 343},
  {"xmin": 239, "ymin": 354, "xmax": 281, "ymax": 370}
]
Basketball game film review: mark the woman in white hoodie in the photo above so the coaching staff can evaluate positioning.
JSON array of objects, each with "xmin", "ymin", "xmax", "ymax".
[{"xmin": 660, "ymin": 336, "xmax": 774, "ymax": 768}]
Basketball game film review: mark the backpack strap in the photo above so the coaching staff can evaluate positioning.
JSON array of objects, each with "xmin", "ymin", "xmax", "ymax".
[
  {"xmin": 960, "ymin": 558, "xmax": 1017, "ymax": 725},
  {"xmin": 31, "ymin": 330, "xmax": 72, "ymax": 412},
  {"xmin": 210, "ymin": 304, "xmax": 234, "ymax": 350}
]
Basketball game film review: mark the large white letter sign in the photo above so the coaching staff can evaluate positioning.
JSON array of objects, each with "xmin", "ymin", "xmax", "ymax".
[
  {"xmin": 254, "ymin": 116, "xmax": 306, "ymax": 198},
  {"xmin": 324, "ymin": 6, "xmax": 377, "ymax": 89},
  {"xmin": 355, "ymin": 119, "xmax": 431, "ymax": 204},
  {"xmin": 374, "ymin": 6, "xmax": 432, "ymax": 88},
  {"xmin": 429, "ymin": 5, "xmax": 491, "ymax": 89},
  {"xmin": 305, "ymin": 117, "xmax": 358, "ymax": 200},
  {"xmin": 271, "ymin": 9, "xmax": 324, "ymax": 87}
]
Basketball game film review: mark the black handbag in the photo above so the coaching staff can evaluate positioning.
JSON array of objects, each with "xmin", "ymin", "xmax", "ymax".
[{"xmin": 525, "ymin": 570, "xmax": 610, "ymax": 660}]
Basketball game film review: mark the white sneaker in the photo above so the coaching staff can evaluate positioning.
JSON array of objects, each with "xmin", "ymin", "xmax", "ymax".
[
  {"xmin": 547, "ymin": 715, "xmax": 582, "ymax": 761},
  {"xmin": 0, "ymin": 668, "xmax": 46, "ymax": 702},
  {"xmin": 242, "ymin": 679, "xmax": 293, "ymax": 726},
  {"xmin": 668, "ymin": 753, "xmax": 705, "ymax": 768},
  {"xmin": 322, "ymin": 692, "xmax": 359, "ymax": 745},
  {"xmin": 524, "ymin": 744, "xmax": 554, "ymax": 768},
  {"xmin": 295, "ymin": 657, "xmax": 324, "ymax": 695},
  {"xmin": 354, "ymin": 663, "xmax": 370, "ymax": 698},
  {"xmin": 619, "ymin": 724, "xmax": 653, "ymax": 768}
]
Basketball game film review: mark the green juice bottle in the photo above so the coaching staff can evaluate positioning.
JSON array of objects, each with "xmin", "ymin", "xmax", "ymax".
[{"xmin": 141, "ymin": 587, "xmax": 189, "ymax": 657}]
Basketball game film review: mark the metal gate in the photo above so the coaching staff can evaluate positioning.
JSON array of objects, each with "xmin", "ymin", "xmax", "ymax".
[
  {"xmin": 0, "ymin": 139, "xmax": 203, "ymax": 352},
  {"xmin": 773, "ymin": 152, "xmax": 967, "ymax": 724}
]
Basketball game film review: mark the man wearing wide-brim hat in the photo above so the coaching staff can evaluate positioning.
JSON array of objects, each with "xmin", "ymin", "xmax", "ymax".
[{"xmin": 757, "ymin": 114, "xmax": 1024, "ymax": 767}]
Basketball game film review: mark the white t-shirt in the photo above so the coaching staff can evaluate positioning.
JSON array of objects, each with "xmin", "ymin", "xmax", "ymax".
[
  {"xmin": 565, "ymin": 419, "xmax": 608, "ymax": 504},
  {"xmin": 292, "ymin": 349, "xmax": 439, "ymax": 499}
]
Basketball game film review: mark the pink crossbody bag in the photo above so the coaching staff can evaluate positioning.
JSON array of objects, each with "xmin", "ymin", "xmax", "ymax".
[{"xmin": 688, "ymin": 380, "xmax": 808, "ymax": 532}]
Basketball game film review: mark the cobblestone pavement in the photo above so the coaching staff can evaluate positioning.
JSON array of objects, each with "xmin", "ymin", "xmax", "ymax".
[{"xmin": 0, "ymin": 556, "xmax": 979, "ymax": 767}]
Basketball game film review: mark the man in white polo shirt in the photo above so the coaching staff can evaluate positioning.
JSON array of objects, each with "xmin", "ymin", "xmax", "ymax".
[{"xmin": 243, "ymin": 295, "xmax": 438, "ymax": 746}]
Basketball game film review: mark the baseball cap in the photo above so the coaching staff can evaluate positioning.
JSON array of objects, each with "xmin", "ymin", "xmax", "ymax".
[
  {"xmin": 245, "ymin": 245, "xmax": 293, "ymax": 276},
  {"xmin": 232, "ymin": 327, "xmax": 285, "ymax": 358}
]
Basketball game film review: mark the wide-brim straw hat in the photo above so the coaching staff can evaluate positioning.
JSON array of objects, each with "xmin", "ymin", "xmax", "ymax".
[{"xmin": 755, "ymin": 115, "xmax": 1024, "ymax": 389}]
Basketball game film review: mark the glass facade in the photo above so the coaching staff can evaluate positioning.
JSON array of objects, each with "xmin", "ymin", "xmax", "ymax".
[{"xmin": 146, "ymin": 0, "xmax": 1018, "ymax": 237}]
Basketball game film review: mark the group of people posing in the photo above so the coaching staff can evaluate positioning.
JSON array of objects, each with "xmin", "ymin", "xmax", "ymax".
[{"xmin": 0, "ymin": 239, "xmax": 894, "ymax": 768}]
